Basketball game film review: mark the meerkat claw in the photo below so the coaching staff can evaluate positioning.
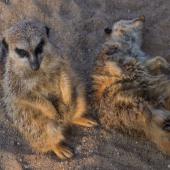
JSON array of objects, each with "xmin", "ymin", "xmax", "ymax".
[
  {"xmin": 72, "ymin": 117, "xmax": 98, "ymax": 127},
  {"xmin": 53, "ymin": 145, "xmax": 73, "ymax": 160}
]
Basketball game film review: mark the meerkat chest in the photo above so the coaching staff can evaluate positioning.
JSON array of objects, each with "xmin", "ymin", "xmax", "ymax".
[
  {"xmin": 8, "ymin": 68, "xmax": 61, "ymax": 98},
  {"xmin": 22, "ymin": 78, "xmax": 38, "ymax": 90},
  {"xmin": 30, "ymin": 75, "xmax": 60, "ymax": 96}
]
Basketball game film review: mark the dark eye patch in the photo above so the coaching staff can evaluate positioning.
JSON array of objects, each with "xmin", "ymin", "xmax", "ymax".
[
  {"xmin": 15, "ymin": 48, "xmax": 29, "ymax": 58},
  {"xmin": 34, "ymin": 39, "xmax": 45, "ymax": 56},
  {"xmin": 104, "ymin": 27, "xmax": 112, "ymax": 34}
]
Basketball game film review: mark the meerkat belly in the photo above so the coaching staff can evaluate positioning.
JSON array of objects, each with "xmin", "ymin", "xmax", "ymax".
[
  {"xmin": 34, "ymin": 75, "xmax": 67, "ymax": 114},
  {"xmin": 98, "ymin": 88, "xmax": 147, "ymax": 133}
]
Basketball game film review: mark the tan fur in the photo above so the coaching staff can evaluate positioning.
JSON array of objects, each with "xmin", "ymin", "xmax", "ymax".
[
  {"xmin": 92, "ymin": 61, "xmax": 122, "ymax": 98},
  {"xmin": 92, "ymin": 53, "xmax": 170, "ymax": 155},
  {"xmin": 2, "ymin": 20, "xmax": 96, "ymax": 160}
]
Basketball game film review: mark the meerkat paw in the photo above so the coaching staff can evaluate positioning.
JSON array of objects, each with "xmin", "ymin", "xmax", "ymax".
[
  {"xmin": 146, "ymin": 56, "xmax": 169, "ymax": 74},
  {"xmin": 72, "ymin": 117, "xmax": 98, "ymax": 127},
  {"xmin": 53, "ymin": 145, "xmax": 73, "ymax": 160}
]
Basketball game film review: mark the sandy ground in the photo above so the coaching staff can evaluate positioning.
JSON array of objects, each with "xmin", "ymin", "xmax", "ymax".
[{"xmin": 1, "ymin": 0, "xmax": 170, "ymax": 169}]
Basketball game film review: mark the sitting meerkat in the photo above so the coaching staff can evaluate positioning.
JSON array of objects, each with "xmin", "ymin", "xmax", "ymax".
[
  {"xmin": 92, "ymin": 17, "xmax": 170, "ymax": 154},
  {"xmin": 2, "ymin": 20, "xmax": 96, "ymax": 160}
]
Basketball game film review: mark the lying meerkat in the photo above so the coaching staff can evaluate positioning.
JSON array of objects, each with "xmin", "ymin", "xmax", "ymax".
[
  {"xmin": 92, "ymin": 16, "xmax": 170, "ymax": 154},
  {"xmin": 2, "ymin": 20, "xmax": 96, "ymax": 160}
]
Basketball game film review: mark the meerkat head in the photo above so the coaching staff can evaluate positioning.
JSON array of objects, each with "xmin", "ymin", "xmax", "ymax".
[
  {"xmin": 2, "ymin": 20, "xmax": 52, "ymax": 72},
  {"xmin": 104, "ymin": 16, "xmax": 145, "ymax": 53}
]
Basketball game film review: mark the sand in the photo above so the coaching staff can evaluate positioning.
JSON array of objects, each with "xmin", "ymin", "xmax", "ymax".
[{"xmin": 1, "ymin": 0, "xmax": 170, "ymax": 169}]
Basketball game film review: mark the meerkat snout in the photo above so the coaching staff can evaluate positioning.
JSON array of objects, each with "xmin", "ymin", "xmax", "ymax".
[{"xmin": 29, "ymin": 56, "xmax": 40, "ymax": 71}]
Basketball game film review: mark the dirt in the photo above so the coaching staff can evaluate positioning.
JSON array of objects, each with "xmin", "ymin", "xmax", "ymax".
[{"xmin": 1, "ymin": 0, "xmax": 170, "ymax": 169}]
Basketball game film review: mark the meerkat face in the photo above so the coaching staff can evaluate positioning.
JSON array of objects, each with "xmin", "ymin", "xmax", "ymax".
[
  {"xmin": 104, "ymin": 16, "xmax": 145, "ymax": 50},
  {"xmin": 14, "ymin": 37, "xmax": 45, "ymax": 71},
  {"xmin": 2, "ymin": 20, "xmax": 51, "ymax": 71}
]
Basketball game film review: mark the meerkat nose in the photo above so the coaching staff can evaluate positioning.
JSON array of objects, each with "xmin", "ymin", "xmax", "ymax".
[
  {"xmin": 31, "ymin": 64, "xmax": 40, "ymax": 71},
  {"xmin": 30, "ymin": 61, "xmax": 40, "ymax": 71}
]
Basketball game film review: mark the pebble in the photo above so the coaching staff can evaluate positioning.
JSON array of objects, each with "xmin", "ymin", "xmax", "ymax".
[
  {"xmin": 23, "ymin": 164, "xmax": 30, "ymax": 169},
  {"xmin": 19, "ymin": 158, "xmax": 22, "ymax": 162},
  {"xmin": 76, "ymin": 145, "xmax": 82, "ymax": 153}
]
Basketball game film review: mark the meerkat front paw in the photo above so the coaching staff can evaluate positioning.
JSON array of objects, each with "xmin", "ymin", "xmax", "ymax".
[
  {"xmin": 146, "ymin": 56, "xmax": 170, "ymax": 75},
  {"xmin": 72, "ymin": 117, "xmax": 98, "ymax": 127}
]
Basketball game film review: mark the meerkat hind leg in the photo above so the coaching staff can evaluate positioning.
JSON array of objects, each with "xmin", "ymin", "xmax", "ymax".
[{"xmin": 47, "ymin": 121, "xmax": 74, "ymax": 159}]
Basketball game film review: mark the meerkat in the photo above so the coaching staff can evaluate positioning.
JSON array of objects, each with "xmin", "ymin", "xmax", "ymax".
[
  {"xmin": 91, "ymin": 16, "xmax": 170, "ymax": 154},
  {"xmin": 2, "ymin": 20, "xmax": 97, "ymax": 160}
]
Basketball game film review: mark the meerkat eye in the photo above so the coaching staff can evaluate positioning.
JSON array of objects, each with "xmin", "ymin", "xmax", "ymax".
[
  {"xmin": 35, "ymin": 39, "xmax": 45, "ymax": 56},
  {"xmin": 15, "ymin": 48, "xmax": 29, "ymax": 58}
]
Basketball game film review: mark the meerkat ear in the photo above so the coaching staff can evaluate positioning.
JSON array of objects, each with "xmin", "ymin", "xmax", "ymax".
[
  {"xmin": 2, "ymin": 38, "xmax": 8, "ymax": 52},
  {"xmin": 132, "ymin": 16, "xmax": 145, "ymax": 27},
  {"xmin": 45, "ymin": 26, "xmax": 50, "ymax": 38},
  {"xmin": 104, "ymin": 27, "xmax": 112, "ymax": 34}
]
